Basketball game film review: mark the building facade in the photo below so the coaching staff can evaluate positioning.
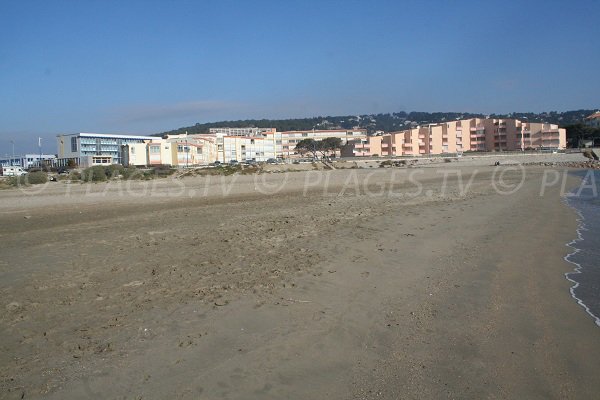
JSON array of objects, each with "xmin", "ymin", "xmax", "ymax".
[
  {"xmin": 56, "ymin": 133, "xmax": 157, "ymax": 167},
  {"xmin": 208, "ymin": 127, "xmax": 276, "ymax": 137},
  {"xmin": 263, "ymin": 129, "xmax": 368, "ymax": 159},
  {"xmin": 0, "ymin": 154, "xmax": 56, "ymax": 168},
  {"xmin": 343, "ymin": 118, "xmax": 566, "ymax": 157}
]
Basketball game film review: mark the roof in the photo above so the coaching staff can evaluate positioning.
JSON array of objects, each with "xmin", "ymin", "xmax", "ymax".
[
  {"xmin": 58, "ymin": 133, "xmax": 156, "ymax": 140},
  {"xmin": 585, "ymin": 111, "xmax": 600, "ymax": 120}
]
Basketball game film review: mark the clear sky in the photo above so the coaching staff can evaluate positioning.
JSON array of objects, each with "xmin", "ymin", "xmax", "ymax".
[{"xmin": 1, "ymin": 0, "xmax": 599, "ymax": 155}]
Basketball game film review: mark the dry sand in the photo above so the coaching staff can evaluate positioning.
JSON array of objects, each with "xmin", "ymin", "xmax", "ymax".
[{"xmin": 1, "ymin": 165, "xmax": 599, "ymax": 399}]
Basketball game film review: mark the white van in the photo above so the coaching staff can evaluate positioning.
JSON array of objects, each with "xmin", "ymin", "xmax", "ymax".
[{"xmin": 1, "ymin": 166, "xmax": 27, "ymax": 176}]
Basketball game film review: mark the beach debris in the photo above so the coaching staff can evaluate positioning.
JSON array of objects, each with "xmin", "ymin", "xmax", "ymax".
[
  {"xmin": 6, "ymin": 302, "xmax": 21, "ymax": 312},
  {"xmin": 214, "ymin": 300, "xmax": 229, "ymax": 306},
  {"xmin": 123, "ymin": 280, "xmax": 143, "ymax": 287},
  {"xmin": 285, "ymin": 298, "xmax": 311, "ymax": 303},
  {"xmin": 23, "ymin": 216, "xmax": 31, "ymax": 219}
]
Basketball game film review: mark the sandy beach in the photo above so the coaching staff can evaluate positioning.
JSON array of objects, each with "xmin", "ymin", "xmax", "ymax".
[{"xmin": 1, "ymin": 164, "xmax": 599, "ymax": 399}]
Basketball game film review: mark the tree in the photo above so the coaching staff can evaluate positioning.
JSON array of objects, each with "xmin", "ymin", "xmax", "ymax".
[
  {"xmin": 295, "ymin": 139, "xmax": 319, "ymax": 159},
  {"xmin": 318, "ymin": 137, "xmax": 343, "ymax": 158}
]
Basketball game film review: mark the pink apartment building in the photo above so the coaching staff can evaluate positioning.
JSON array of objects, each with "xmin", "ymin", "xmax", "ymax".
[{"xmin": 344, "ymin": 118, "xmax": 566, "ymax": 157}]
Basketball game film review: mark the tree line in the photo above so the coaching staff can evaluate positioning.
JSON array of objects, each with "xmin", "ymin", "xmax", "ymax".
[{"xmin": 157, "ymin": 109, "xmax": 598, "ymax": 139}]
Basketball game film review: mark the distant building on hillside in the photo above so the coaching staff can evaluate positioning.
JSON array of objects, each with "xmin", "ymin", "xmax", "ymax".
[{"xmin": 584, "ymin": 111, "xmax": 600, "ymax": 128}]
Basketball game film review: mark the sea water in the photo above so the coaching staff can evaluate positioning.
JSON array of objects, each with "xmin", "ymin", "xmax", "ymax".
[{"xmin": 564, "ymin": 169, "xmax": 600, "ymax": 326}]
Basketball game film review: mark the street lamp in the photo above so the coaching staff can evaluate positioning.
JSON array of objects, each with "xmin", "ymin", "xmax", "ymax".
[
  {"xmin": 10, "ymin": 140, "xmax": 15, "ymax": 166},
  {"xmin": 38, "ymin": 137, "xmax": 43, "ymax": 168}
]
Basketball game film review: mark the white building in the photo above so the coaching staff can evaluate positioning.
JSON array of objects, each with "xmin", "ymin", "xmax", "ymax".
[
  {"xmin": 209, "ymin": 127, "xmax": 275, "ymax": 137},
  {"xmin": 263, "ymin": 129, "xmax": 368, "ymax": 159},
  {"xmin": 56, "ymin": 133, "xmax": 156, "ymax": 167},
  {"xmin": 0, "ymin": 154, "xmax": 56, "ymax": 168}
]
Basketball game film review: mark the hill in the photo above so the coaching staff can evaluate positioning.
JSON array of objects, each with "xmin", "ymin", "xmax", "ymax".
[{"xmin": 157, "ymin": 109, "xmax": 597, "ymax": 137}]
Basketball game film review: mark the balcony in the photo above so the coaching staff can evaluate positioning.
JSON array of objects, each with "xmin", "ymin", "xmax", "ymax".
[{"xmin": 542, "ymin": 132, "xmax": 560, "ymax": 138}]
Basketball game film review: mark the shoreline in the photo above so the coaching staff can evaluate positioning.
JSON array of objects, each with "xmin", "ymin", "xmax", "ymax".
[
  {"xmin": 563, "ymin": 169, "xmax": 600, "ymax": 328},
  {"xmin": 1, "ymin": 165, "xmax": 599, "ymax": 399},
  {"xmin": 563, "ymin": 202, "xmax": 600, "ymax": 326}
]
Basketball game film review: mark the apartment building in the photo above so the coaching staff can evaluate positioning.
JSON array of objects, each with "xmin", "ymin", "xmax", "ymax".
[
  {"xmin": 121, "ymin": 139, "xmax": 173, "ymax": 167},
  {"xmin": 209, "ymin": 127, "xmax": 276, "ymax": 137},
  {"xmin": 344, "ymin": 118, "xmax": 566, "ymax": 157},
  {"xmin": 263, "ymin": 129, "xmax": 368, "ymax": 159}
]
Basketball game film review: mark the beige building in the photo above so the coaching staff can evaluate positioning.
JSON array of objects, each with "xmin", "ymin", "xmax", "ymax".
[{"xmin": 344, "ymin": 118, "xmax": 566, "ymax": 157}]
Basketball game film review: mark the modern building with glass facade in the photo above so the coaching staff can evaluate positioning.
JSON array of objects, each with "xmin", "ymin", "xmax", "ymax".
[{"xmin": 56, "ymin": 133, "xmax": 156, "ymax": 167}]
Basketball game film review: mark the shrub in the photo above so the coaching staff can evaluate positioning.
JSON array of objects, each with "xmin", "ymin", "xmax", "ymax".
[
  {"xmin": 69, "ymin": 171, "xmax": 82, "ymax": 181},
  {"xmin": 104, "ymin": 164, "xmax": 124, "ymax": 178},
  {"xmin": 121, "ymin": 167, "xmax": 143, "ymax": 179},
  {"xmin": 152, "ymin": 165, "xmax": 176, "ymax": 177},
  {"xmin": 82, "ymin": 166, "xmax": 107, "ymax": 182},
  {"xmin": 7, "ymin": 171, "xmax": 48, "ymax": 186},
  {"xmin": 27, "ymin": 171, "xmax": 48, "ymax": 184}
]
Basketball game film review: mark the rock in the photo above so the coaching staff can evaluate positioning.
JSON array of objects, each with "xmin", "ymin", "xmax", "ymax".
[{"xmin": 6, "ymin": 302, "xmax": 21, "ymax": 312}]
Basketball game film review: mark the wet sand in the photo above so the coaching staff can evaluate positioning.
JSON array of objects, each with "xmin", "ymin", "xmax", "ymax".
[{"xmin": 1, "ymin": 166, "xmax": 599, "ymax": 399}]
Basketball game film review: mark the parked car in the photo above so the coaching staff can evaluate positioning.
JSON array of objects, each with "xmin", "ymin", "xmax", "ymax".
[
  {"xmin": 266, "ymin": 158, "xmax": 277, "ymax": 164},
  {"xmin": 229, "ymin": 160, "xmax": 239, "ymax": 165}
]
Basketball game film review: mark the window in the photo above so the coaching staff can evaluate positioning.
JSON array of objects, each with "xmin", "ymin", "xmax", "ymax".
[
  {"xmin": 302, "ymin": 133, "xmax": 308, "ymax": 137},
  {"xmin": 131, "ymin": 147, "xmax": 135, "ymax": 154},
  {"xmin": 197, "ymin": 147, "xmax": 202, "ymax": 154},
  {"xmin": 71, "ymin": 137, "xmax": 78, "ymax": 152},
  {"xmin": 177, "ymin": 145, "xmax": 183, "ymax": 152},
  {"xmin": 150, "ymin": 146, "xmax": 160, "ymax": 154}
]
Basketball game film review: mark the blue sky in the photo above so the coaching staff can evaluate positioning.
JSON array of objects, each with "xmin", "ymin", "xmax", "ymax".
[{"xmin": 1, "ymin": 0, "xmax": 599, "ymax": 154}]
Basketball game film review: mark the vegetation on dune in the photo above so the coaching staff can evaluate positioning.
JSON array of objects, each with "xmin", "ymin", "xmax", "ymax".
[
  {"xmin": 81, "ymin": 165, "xmax": 177, "ymax": 182},
  {"xmin": 5, "ymin": 171, "xmax": 48, "ymax": 186}
]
